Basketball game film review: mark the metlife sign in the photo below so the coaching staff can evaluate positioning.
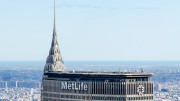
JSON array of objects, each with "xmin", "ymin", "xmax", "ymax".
[{"xmin": 61, "ymin": 82, "xmax": 88, "ymax": 91}]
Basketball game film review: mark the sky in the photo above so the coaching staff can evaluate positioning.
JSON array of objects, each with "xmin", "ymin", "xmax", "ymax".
[{"xmin": 0, "ymin": 0, "xmax": 180, "ymax": 61}]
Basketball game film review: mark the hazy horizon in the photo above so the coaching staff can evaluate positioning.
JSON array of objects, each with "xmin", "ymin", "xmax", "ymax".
[{"xmin": 1, "ymin": 0, "xmax": 180, "ymax": 61}]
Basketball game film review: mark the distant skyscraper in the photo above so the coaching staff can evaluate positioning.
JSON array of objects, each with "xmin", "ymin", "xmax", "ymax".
[
  {"xmin": 41, "ymin": 1, "xmax": 154, "ymax": 101},
  {"xmin": 43, "ymin": 0, "xmax": 65, "ymax": 73}
]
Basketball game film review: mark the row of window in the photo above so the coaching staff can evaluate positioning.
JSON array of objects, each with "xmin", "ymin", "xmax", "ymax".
[{"xmin": 42, "ymin": 96, "xmax": 153, "ymax": 101}]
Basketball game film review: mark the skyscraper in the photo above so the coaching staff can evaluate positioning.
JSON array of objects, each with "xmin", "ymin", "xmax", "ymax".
[
  {"xmin": 43, "ymin": 0, "xmax": 65, "ymax": 73},
  {"xmin": 41, "ymin": 1, "xmax": 154, "ymax": 101}
]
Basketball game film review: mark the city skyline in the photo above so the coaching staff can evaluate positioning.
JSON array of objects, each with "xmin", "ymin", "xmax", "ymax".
[{"xmin": 0, "ymin": 0, "xmax": 180, "ymax": 61}]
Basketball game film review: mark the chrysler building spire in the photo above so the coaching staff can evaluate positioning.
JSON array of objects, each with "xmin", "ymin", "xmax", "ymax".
[
  {"xmin": 44, "ymin": 0, "xmax": 65, "ymax": 72},
  {"xmin": 53, "ymin": 0, "xmax": 56, "ymax": 35}
]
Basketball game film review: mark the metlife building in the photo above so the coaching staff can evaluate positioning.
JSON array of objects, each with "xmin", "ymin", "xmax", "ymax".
[
  {"xmin": 41, "ymin": 1, "xmax": 154, "ymax": 100},
  {"xmin": 42, "ymin": 71, "xmax": 153, "ymax": 101}
]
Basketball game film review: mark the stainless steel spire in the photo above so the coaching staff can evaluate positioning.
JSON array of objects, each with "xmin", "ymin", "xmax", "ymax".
[{"xmin": 44, "ymin": 0, "xmax": 65, "ymax": 72}]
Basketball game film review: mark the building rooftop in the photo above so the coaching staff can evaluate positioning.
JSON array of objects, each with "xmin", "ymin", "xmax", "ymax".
[{"xmin": 44, "ymin": 71, "xmax": 153, "ymax": 78}]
